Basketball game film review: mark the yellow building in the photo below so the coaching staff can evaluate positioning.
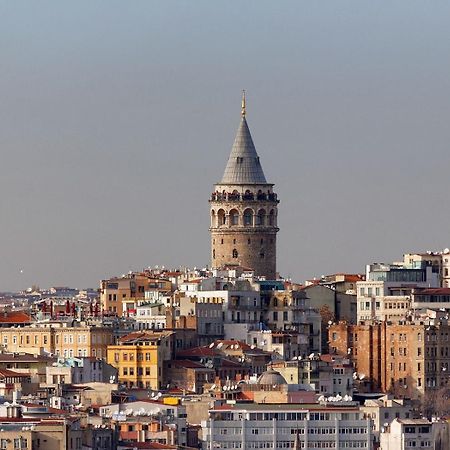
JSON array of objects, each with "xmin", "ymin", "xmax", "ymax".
[
  {"xmin": 107, "ymin": 330, "xmax": 173, "ymax": 389},
  {"xmin": 0, "ymin": 322, "xmax": 113, "ymax": 359}
]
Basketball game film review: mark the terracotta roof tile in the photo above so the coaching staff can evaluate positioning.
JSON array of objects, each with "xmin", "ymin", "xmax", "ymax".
[{"xmin": 0, "ymin": 311, "xmax": 31, "ymax": 323}]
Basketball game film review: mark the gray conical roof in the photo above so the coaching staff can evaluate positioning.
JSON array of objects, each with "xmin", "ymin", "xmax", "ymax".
[{"xmin": 220, "ymin": 117, "xmax": 267, "ymax": 184}]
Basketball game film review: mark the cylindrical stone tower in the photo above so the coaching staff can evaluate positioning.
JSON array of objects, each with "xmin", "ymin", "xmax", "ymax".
[{"xmin": 209, "ymin": 93, "xmax": 279, "ymax": 279}]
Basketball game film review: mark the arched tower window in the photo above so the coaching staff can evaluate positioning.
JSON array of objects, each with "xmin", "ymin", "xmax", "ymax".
[
  {"xmin": 256, "ymin": 209, "xmax": 266, "ymax": 226},
  {"xmin": 211, "ymin": 210, "xmax": 216, "ymax": 227},
  {"xmin": 243, "ymin": 190, "xmax": 254, "ymax": 200},
  {"xmin": 217, "ymin": 209, "xmax": 226, "ymax": 226},
  {"xmin": 229, "ymin": 209, "xmax": 239, "ymax": 226},
  {"xmin": 269, "ymin": 209, "xmax": 275, "ymax": 226},
  {"xmin": 243, "ymin": 209, "xmax": 254, "ymax": 226},
  {"xmin": 257, "ymin": 190, "xmax": 266, "ymax": 200},
  {"xmin": 232, "ymin": 249, "xmax": 238, "ymax": 259},
  {"xmin": 213, "ymin": 249, "xmax": 215, "ymax": 259}
]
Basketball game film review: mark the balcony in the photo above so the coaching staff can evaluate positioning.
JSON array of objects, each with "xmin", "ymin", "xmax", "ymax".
[{"xmin": 210, "ymin": 192, "xmax": 278, "ymax": 203}]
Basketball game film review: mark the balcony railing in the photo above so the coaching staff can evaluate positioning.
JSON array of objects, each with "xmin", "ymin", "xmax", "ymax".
[{"xmin": 210, "ymin": 192, "xmax": 278, "ymax": 202}]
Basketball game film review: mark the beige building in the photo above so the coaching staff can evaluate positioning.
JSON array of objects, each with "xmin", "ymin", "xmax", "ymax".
[
  {"xmin": 209, "ymin": 95, "xmax": 279, "ymax": 279},
  {"xmin": 0, "ymin": 416, "xmax": 82, "ymax": 450},
  {"xmin": 0, "ymin": 322, "xmax": 113, "ymax": 359},
  {"xmin": 100, "ymin": 273, "xmax": 148, "ymax": 316}
]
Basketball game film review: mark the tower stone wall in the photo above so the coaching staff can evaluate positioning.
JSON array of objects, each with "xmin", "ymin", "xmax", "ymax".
[{"xmin": 209, "ymin": 98, "xmax": 279, "ymax": 279}]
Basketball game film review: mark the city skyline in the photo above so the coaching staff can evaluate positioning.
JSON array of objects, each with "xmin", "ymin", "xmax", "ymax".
[{"xmin": 2, "ymin": 1, "xmax": 450, "ymax": 291}]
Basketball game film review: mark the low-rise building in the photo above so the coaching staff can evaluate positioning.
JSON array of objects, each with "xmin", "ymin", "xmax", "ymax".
[
  {"xmin": 0, "ymin": 322, "xmax": 113, "ymax": 359},
  {"xmin": 380, "ymin": 418, "xmax": 448, "ymax": 450},
  {"xmin": 360, "ymin": 395, "xmax": 416, "ymax": 445},
  {"xmin": 100, "ymin": 399, "xmax": 187, "ymax": 447},
  {"xmin": 45, "ymin": 357, "xmax": 118, "ymax": 385},
  {"xmin": 163, "ymin": 360, "xmax": 215, "ymax": 394},
  {"xmin": 107, "ymin": 331, "xmax": 174, "ymax": 389}
]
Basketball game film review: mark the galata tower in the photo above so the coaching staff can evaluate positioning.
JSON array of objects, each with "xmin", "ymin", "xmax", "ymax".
[{"xmin": 209, "ymin": 92, "xmax": 279, "ymax": 279}]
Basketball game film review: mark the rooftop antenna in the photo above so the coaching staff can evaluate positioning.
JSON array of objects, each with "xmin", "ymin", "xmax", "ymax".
[{"xmin": 241, "ymin": 90, "xmax": 246, "ymax": 118}]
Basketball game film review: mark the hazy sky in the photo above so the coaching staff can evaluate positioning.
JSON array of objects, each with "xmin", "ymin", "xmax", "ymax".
[{"xmin": 2, "ymin": 1, "xmax": 450, "ymax": 291}]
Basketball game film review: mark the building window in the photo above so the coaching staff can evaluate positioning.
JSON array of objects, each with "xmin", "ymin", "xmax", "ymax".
[
  {"xmin": 230, "ymin": 210, "xmax": 239, "ymax": 226},
  {"xmin": 243, "ymin": 209, "xmax": 253, "ymax": 226},
  {"xmin": 232, "ymin": 249, "xmax": 238, "ymax": 259}
]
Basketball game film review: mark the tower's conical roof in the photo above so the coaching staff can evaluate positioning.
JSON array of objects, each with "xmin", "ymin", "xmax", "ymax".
[{"xmin": 220, "ymin": 98, "xmax": 267, "ymax": 185}]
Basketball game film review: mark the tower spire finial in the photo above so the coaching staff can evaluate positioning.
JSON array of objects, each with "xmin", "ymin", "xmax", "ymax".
[{"xmin": 241, "ymin": 90, "xmax": 246, "ymax": 118}]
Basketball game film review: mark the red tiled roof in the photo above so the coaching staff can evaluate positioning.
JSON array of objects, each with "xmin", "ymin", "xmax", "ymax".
[
  {"xmin": 0, "ymin": 353, "xmax": 54, "ymax": 363},
  {"xmin": 320, "ymin": 354, "xmax": 335, "ymax": 363},
  {"xmin": 0, "ymin": 368, "xmax": 30, "ymax": 378},
  {"xmin": 220, "ymin": 359, "xmax": 242, "ymax": 368},
  {"xmin": 119, "ymin": 331, "xmax": 171, "ymax": 343},
  {"xmin": 121, "ymin": 443, "xmax": 177, "ymax": 449},
  {"xmin": 169, "ymin": 360, "xmax": 211, "ymax": 369},
  {"xmin": 0, "ymin": 311, "xmax": 31, "ymax": 323},
  {"xmin": 0, "ymin": 417, "xmax": 41, "ymax": 423},
  {"xmin": 177, "ymin": 347, "xmax": 217, "ymax": 357}
]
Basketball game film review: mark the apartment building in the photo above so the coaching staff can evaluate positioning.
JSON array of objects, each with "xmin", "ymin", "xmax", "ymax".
[
  {"xmin": 329, "ymin": 319, "xmax": 450, "ymax": 399},
  {"xmin": 0, "ymin": 322, "xmax": 113, "ymax": 359},
  {"xmin": 100, "ymin": 273, "xmax": 149, "ymax": 316},
  {"xmin": 356, "ymin": 262, "xmax": 439, "ymax": 323},
  {"xmin": 0, "ymin": 416, "xmax": 83, "ymax": 450},
  {"xmin": 203, "ymin": 402, "xmax": 373, "ymax": 449},
  {"xmin": 263, "ymin": 289, "xmax": 322, "ymax": 353},
  {"xmin": 107, "ymin": 330, "xmax": 173, "ymax": 389},
  {"xmin": 380, "ymin": 418, "xmax": 449, "ymax": 450}
]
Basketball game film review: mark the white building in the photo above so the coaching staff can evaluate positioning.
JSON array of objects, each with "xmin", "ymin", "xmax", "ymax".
[
  {"xmin": 380, "ymin": 418, "xmax": 448, "ymax": 450},
  {"xmin": 203, "ymin": 402, "xmax": 373, "ymax": 449},
  {"xmin": 360, "ymin": 395, "xmax": 415, "ymax": 445},
  {"xmin": 357, "ymin": 262, "xmax": 439, "ymax": 323},
  {"xmin": 133, "ymin": 302, "xmax": 166, "ymax": 330}
]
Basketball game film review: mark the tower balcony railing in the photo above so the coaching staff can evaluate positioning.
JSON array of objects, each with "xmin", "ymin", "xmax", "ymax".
[{"xmin": 210, "ymin": 192, "xmax": 278, "ymax": 202}]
